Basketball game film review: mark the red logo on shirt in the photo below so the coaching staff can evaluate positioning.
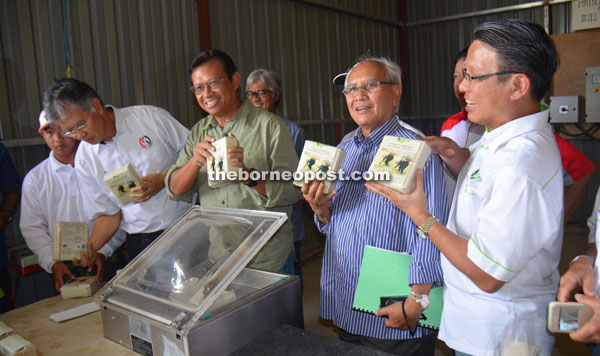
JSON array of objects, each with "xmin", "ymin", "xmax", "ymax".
[{"xmin": 139, "ymin": 135, "xmax": 152, "ymax": 149}]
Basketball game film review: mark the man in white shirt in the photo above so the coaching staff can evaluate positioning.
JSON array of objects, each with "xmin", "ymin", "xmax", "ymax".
[
  {"xmin": 367, "ymin": 19, "xmax": 562, "ymax": 355},
  {"xmin": 20, "ymin": 111, "xmax": 125, "ymax": 291},
  {"xmin": 42, "ymin": 78, "xmax": 191, "ymax": 265}
]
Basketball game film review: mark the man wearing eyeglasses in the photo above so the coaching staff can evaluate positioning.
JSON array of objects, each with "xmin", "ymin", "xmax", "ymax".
[
  {"xmin": 441, "ymin": 48, "xmax": 594, "ymax": 221},
  {"xmin": 302, "ymin": 56, "xmax": 448, "ymax": 355},
  {"xmin": 20, "ymin": 111, "xmax": 125, "ymax": 291},
  {"xmin": 245, "ymin": 68, "xmax": 306, "ymax": 277},
  {"xmin": 366, "ymin": 20, "xmax": 562, "ymax": 355},
  {"xmin": 166, "ymin": 50, "xmax": 300, "ymax": 273},
  {"xmin": 42, "ymin": 78, "xmax": 191, "ymax": 265}
]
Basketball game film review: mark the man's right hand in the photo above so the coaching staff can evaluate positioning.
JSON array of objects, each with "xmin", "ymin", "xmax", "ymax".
[
  {"xmin": 51, "ymin": 261, "xmax": 76, "ymax": 292},
  {"xmin": 301, "ymin": 181, "xmax": 335, "ymax": 224},
  {"xmin": 558, "ymin": 256, "xmax": 596, "ymax": 302},
  {"xmin": 191, "ymin": 135, "xmax": 217, "ymax": 167}
]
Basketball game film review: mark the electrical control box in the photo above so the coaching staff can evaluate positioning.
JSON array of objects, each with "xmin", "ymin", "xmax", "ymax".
[
  {"xmin": 549, "ymin": 96, "xmax": 584, "ymax": 123},
  {"xmin": 586, "ymin": 66, "xmax": 600, "ymax": 123}
]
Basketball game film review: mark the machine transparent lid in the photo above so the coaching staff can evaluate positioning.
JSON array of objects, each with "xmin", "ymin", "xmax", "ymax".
[{"xmin": 102, "ymin": 206, "xmax": 287, "ymax": 315}]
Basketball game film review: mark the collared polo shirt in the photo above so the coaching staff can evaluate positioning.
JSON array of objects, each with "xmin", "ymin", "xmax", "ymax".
[
  {"xmin": 75, "ymin": 105, "xmax": 191, "ymax": 234},
  {"xmin": 440, "ymin": 110, "xmax": 563, "ymax": 355},
  {"xmin": 20, "ymin": 152, "xmax": 125, "ymax": 272}
]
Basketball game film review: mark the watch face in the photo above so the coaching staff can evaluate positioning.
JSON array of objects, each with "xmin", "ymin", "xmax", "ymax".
[{"xmin": 421, "ymin": 295, "xmax": 430, "ymax": 308}]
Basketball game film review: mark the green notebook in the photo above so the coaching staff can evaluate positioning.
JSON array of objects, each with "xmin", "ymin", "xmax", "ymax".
[{"xmin": 352, "ymin": 245, "xmax": 443, "ymax": 329}]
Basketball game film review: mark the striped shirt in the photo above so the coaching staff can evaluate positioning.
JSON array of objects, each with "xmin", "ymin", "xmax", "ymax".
[{"xmin": 315, "ymin": 116, "xmax": 449, "ymax": 339}]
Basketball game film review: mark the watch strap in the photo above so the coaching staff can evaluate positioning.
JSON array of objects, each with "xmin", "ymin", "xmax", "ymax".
[
  {"xmin": 569, "ymin": 254, "xmax": 594, "ymax": 266},
  {"xmin": 417, "ymin": 215, "xmax": 438, "ymax": 238}
]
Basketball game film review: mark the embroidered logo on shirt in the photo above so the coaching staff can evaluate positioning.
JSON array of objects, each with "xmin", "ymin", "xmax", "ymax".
[
  {"xmin": 469, "ymin": 169, "xmax": 482, "ymax": 182},
  {"xmin": 139, "ymin": 135, "xmax": 152, "ymax": 149}
]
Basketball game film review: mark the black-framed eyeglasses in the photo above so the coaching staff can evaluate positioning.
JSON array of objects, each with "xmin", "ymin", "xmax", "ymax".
[
  {"xmin": 190, "ymin": 75, "xmax": 226, "ymax": 96},
  {"xmin": 62, "ymin": 111, "xmax": 90, "ymax": 137},
  {"xmin": 245, "ymin": 89, "xmax": 272, "ymax": 99},
  {"xmin": 462, "ymin": 68, "xmax": 519, "ymax": 83},
  {"xmin": 342, "ymin": 79, "xmax": 396, "ymax": 97}
]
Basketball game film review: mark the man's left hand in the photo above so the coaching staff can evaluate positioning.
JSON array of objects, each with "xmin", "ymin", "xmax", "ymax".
[
  {"xmin": 375, "ymin": 298, "xmax": 423, "ymax": 330},
  {"xmin": 570, "ymin": 293, "xmax": 600, "ymax": 344},
  {"xmin": 365, "ymin": 169, "xmax": 429, "ymax": 222},
  {"xmin": 131, "ymin": 172, "xmax": 166, "ymax": 203}
]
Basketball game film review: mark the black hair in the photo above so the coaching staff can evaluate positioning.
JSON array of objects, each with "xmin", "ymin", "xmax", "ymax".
[
  {"xmin": 473, "ymin": 19, "xmax": 559, "ymax": 101},
  {"xmin": 188, "ymin": 49, "xmax": 238, "ymax": 81}
]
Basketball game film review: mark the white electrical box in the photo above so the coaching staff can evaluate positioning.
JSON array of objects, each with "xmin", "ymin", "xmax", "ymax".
[
  {"xmin": 549, "ymin": 96, "xmax": 584, "ymax": 123},
  {"xmin": 586, "ymin": 66, "xmax": 600, "ymax": 123}
]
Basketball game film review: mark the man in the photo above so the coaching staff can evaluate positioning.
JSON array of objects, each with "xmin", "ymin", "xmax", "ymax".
[
  {"xmin": 245, "ymin": 68, "xmax": 306, "ymax": 276},
  {"xmin": 43, "ymin": 78, "xmax": 191, "ymax": 264},
  {"xmin": 302, "ymin": 56, "xmax": 448, "ymax": 355},
  {"xmin": 20, "ymin": 111, "xmax": 124, "ymax": 291},
  {"xmin": 367, "ymin": 19, "xmax": 563, "ymax": 355},
  {"xmin": 442, "ymin": 48, "xmax": 594, "ymax": 220},
  {"xmin": 166, "ymin": 50, "xmax": 300, "ymax": 273},
  {"xmin": 558, "ymin": 187, "xmax": 600, "ymax": 350},
  {"xmin": 0, "ymin": 141, "xmax": 19, "ymax": 311},
  {"xmin": 440, "ymin": 46, "xmax": 485, "ymax": 149}
]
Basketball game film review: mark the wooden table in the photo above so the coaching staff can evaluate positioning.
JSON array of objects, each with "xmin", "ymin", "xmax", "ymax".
[{"xmin": 0, "ymin": 295, "xmax": 136, "ymax": 356}]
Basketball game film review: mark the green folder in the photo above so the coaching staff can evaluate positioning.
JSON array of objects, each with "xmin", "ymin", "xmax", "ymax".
[{"xmin": 352, "ymin": 245, "xmax": 443, "ymax": 329}]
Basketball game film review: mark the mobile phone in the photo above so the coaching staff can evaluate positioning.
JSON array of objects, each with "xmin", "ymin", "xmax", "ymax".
[{"xmin": 547, "ymin": 301, "xmax": 594, "ymax": 333}]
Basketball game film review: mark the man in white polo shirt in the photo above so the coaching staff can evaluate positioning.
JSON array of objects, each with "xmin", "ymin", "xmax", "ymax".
[
  {"xmin": 367, "ymin": 19, "xmax": 562, "ymax": 355},
  {"xmin": 42, "ymin": 78, "xmax": 191, "ymax": 265},
  {"xmin": 20, "ymin": 111, "xmax": 125, "ymax": 291}
]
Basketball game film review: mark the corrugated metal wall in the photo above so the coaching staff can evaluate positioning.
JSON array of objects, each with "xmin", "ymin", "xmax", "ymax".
[
  {"xmin": 208, "ymin": 0, "xmax": 400, "ymax": 144},
  {"xmin": 406, "ymin": 0, "xmax": 571, "ymax": 118},
  {"xmin": 0, "ymin": 0, "xmax": 202, "ymax": 303},
  {"xmin": 0, "ymin": 0, "xmax": 201, "ymax": 145}
]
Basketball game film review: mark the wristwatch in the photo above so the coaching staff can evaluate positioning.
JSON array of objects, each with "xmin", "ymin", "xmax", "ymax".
[
  {"xmin": 244, "ymin": 169, "xmax": 259, "ymax": 188},
  {"xmin": 416, "ymin": 215, "xmax": 438, "ymax": 239},
  {"xmin": 408, "ymin": 291, "xmax": 430, "ymax": 309}
]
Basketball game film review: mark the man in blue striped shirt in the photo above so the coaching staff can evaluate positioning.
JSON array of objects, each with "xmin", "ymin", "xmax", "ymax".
[{"xmin": 302, "ymin": 56, "xmax": 448, "ymax": 355}]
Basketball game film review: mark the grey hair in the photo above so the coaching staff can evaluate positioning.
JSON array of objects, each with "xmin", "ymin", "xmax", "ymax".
[
  {"xmin": 42, "ymin": 78, "xmax": 102, "ymax": 124},
  {"xmin": 345, "ymin": 55, "xmax": 402, "ymax": 87},
  {"xmin": 246, "ymin": 69, "xmax": 281, "ymax": 95}
]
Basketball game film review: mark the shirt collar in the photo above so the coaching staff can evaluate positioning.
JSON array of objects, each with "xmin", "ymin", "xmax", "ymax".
[
  {"xmin": 195, "ymin": 99, "xmax": 250, "ymax": 131},
  {"xmin": 481, "ymin": 110, "xmax": 550, "ymax": 153},
  {"xmin": 49, "ymin": 151, "xmax": 74, "ymax": 173},
  {"xmin": 353, "ymin": 114, "xmax": 401, "ymax": 147}
]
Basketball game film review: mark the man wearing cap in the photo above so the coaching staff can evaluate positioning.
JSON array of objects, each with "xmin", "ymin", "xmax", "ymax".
[
  {"xmin": 367, "ymin": 20, "xmax": 563, "ymax": 355},
  {"xmin": 302, "ymin": 56, "xmax": 448, "ymax": 355},
  {"xmin": 42, "ymin": 79, "xmax": 191, "ymax": 265},
  {"xmin": 20, "ymin": 111, "xmax": 125, "ymax": 291},
  {"xmin": 245, "ymin": 68, "xmax": 306, "ymax": 276},
  {"xmin": 166, "ymin": 49, "xmax": 300, "ymax": 273}
]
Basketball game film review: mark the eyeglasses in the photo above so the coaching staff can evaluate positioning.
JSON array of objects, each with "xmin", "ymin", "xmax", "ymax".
[
  {"xmin": 62, "ymin": 111, "xmax": 90, "ymax": 137},
  {"xmin": 342, "ymin": 79, "xmax": 396, "ymax": 97},
  {"xmin": 462, "ymin": 68, "xmax": 519, "ymax": 83},
  {"xmin": 190, "ymin": 75, "xmax": 226, "ymax": 96},
  {"xmin": 245, "ymin": 89, "xmax": 272, "ymax": 99}
]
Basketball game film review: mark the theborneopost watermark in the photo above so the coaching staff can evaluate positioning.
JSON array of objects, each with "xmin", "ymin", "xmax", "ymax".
[{"xmin": 208, "ymin": 169, "xmax": 391, "ymax": 183}]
